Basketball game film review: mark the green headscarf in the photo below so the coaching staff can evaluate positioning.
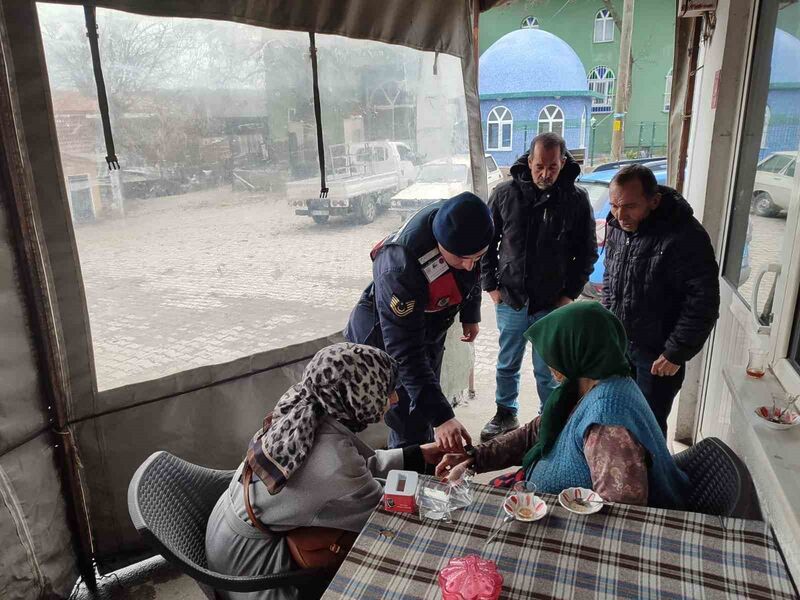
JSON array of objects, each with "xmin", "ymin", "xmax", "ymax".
[{"xmin": 521, "ymin": 302, "xmax": 631, "ymax": 470}]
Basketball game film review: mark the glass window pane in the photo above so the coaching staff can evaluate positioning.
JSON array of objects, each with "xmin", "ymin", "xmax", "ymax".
[
  {"xmin": 38, "ymin": 4, "xmax": 470, "ymax": 390},
  {"xmin": 502, "ymin": 123, "xmax": 511, "ymax": 147},
  {"xmin": 488, "ymin": 123, "xmax": 498, "ymax": 148},
  {"xmin": 594, "ymin": 20, "xmax": 603, "ymax": 42},
  {"xmin": 724, "ymin": 5, "xmax": 799, "ymax": 324}
]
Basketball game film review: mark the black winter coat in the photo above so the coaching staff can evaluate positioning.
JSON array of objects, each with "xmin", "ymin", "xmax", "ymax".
[
  {"xmin": 480, "ymin": 152, "xmax": 598, "ymax": 312},
  {"xmin": 602, "ymin": 186, "xmax": 720, "ymax": 364}
]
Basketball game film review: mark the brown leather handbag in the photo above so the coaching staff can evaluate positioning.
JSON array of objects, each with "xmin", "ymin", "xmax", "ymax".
[{"xmin": 242, "ymin": 464, "xmax": 357, "ymax": 571}]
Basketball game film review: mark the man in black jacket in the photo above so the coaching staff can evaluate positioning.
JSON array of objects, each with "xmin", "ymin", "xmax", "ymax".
[
  {"xmin": 479, "ymin": 133, "xmax": 597, "ymax": 441},
  {"xmin": 602, "ymin": 164, "xmax": 720, "ymax": 436}
]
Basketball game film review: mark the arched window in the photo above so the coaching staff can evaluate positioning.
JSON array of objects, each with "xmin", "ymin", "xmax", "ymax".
[
  {"xmin": 588, "ymin": 66, "xmax": 615, "ymax": 113},
  {"xmin": 594, "ymin": 8, "xmax": 614, "ymax": 43},
  {"xmin": 580, "ymin": 107, "xmax": 587, "ymax": 148},
  {"xmin": 521, "ymin": 16, "xmax": 539, "ymax": 29},
  {"xmin": 664, "ymin": 68, "xmax": 673, "ymax": 112},
  {"xmin": 538, "ymin": 104, "xmax": 564, "ymax": 137},
  {"xmin": 762, "ymin": 105, "xmax": 771, "ymax": 148},
  {"xmin": 487, "ymin": 106, "xmax": 513, "ymax": 151}
]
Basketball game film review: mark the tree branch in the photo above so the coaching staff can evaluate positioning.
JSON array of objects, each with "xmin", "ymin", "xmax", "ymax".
[{"xmin": 601, "ymin": 0, "xmax": 623, "ymax": 32}]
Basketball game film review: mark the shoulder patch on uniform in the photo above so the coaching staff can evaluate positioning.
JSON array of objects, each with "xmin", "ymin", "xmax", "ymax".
[{"xmin": 390, "ymin": 295, "xmax": 415, "ymax": 317}]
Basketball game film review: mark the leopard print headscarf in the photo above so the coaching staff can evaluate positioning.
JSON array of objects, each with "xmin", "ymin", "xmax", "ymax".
[{"xmin": 247, "ymin": 343, "xmax": 399, "ymax": 494}]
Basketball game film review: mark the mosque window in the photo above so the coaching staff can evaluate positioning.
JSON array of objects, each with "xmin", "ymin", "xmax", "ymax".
[
  {"xmin": 588, "ymin": 66, "xmax": 615, "ymax": 113},
  {"xmin": 521, "ymin": 16, "xmax": 539, "ymax": 29},
  {"xmin": 594, "ymin": 9, "xmax": 614, "ymax": 43},
  {"xmin": 487, "ymin": 106, "xmax": 513, "ymax": 150},
  {"xmin": 664, "ymin": 68, "xmax": 672, "ymax": 112},
  {"xmin": 538, "ymin": 104, "xmax": 564, "ymax": 137}
]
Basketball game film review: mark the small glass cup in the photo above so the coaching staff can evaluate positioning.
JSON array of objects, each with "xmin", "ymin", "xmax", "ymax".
[
  {"xmin": 511, "ymin": 481, "xmax": 537, "ymax": 521},
  {"xmin": 746, "ymin": 349, "xmax": 768, "ymax": 379}
]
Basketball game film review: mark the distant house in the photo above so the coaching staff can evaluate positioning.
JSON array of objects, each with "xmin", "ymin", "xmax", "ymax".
[
  {"xmin": 51, "ymin": 90, "xmax": 106, "ymax": 221},
  {"xmin": 479, "ymin": 28, "xmax": 595, "ymax": 167}
]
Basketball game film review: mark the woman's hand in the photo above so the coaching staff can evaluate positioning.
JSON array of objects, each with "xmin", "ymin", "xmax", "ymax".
[
  {"xmin": 420, "ymin": 442, "xmax": 446, "ymax": 465},
  {"xmin": 435, "ymin": 453, "xmax": 473, "ymax": 479}
]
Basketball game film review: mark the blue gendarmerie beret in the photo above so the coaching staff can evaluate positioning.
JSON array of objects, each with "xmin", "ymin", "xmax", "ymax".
[{"xmin": 432, "ymin": 192, "xmax": 494, "ymax": 256}]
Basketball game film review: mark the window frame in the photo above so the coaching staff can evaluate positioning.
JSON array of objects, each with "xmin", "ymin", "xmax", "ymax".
[
  {"xmin": 593, "ymin": 8, "xmax": 614, "ymax": 44},
  {"xmin": 664, "ymin": 68, "xmax": 673, "ymax": 113},
  {"xmin": 487, "ymin": 106, "xmax": 513, "ymax": 151},
  {"xmin": 521, "ymin": 16, "xmax": 539, "ymax": 29},
  {"xmin": 537, "ymin": 104, "xmax": 565, "ymax": 137},
  {"xmin": 588, "ymin": 66, "xmax": 615, "ymax": 113}
]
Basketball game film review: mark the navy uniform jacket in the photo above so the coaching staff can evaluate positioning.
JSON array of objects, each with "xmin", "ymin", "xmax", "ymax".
[{"xmin": 344, "ymin": 201, "xmax": 482, "ymax": 433}]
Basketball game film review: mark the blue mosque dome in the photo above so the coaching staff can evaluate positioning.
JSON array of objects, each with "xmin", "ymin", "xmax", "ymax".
[
  {"xmin": 771, "ymin": 29, "xmax": 800, "ymax": 86},
  {"xmin": 479, "ymin": 28, "xmax": 589, "ymax": 97}
]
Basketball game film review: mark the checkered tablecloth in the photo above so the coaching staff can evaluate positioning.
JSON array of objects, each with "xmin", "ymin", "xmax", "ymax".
[{"xmin": 322, "ymin": 482, "xmax": 798, "ymax": 600}]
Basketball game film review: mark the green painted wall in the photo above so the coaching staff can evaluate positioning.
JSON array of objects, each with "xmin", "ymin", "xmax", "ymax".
[{"xmin": 480, "ymin": 1, "xmax": 675, "ymax": 161}]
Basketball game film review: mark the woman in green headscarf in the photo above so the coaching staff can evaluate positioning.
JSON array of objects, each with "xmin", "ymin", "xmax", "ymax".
[{"xmin": 437, "ymin": 302, "xmax": 689, "ymax": 509}]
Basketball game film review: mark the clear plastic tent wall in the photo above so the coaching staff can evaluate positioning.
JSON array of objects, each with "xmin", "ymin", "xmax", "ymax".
[{"xmin": 1, "ymin": 0, "xmax": 486, "ymax": 589}]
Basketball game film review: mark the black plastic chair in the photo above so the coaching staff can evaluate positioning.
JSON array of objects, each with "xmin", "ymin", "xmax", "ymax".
[
  {"xmin": 128, "ymin": 451, "xmax": 330, "ymax": 600},
  {"xmin": 673, "ymin": 437, "xmax": 762, "ymax": 520}
]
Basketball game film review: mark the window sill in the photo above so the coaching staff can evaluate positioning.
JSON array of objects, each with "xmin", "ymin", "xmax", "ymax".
[
  {"xmin": 722, "ymin": 365, "xmax": 800, "ymax": 579},
  {"xmin": 593, "ymin": 39, "xmax": 615, "ymax": 44}
]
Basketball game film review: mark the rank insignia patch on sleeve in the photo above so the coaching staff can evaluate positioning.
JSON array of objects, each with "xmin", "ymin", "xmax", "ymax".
[{"xmin": 390, "ymin": 295, "xmax": 415, "ymax": 317}]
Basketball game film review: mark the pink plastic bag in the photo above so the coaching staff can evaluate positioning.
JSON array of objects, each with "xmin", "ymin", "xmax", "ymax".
[{"xmin": 438, "ymin": 554, "xmax": 503, "ymax": 600}]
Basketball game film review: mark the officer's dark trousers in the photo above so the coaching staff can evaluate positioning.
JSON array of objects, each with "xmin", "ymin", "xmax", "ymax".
[{"xmin": 628, "ymin": 343, "xmax": 685, "ymax": 438}]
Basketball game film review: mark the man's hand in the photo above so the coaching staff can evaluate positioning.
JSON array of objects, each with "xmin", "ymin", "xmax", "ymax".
[
  {"xmin": 651, "ymin": 354, "xmax": 681, "ymax": 377},
  {"xmin": 461, "ymin": 323, "xmax": 479, "ymax": 342},
  {"xmin": 555, "ymin": 295, "xmax": 572, "ymax": 308},
  {"xmin": 488, "ymin": 290, "xmax": 502, "ymax": 305},
  {"xmin": 420, "ymin": 442, "xmax": 447, "ymax": 465},
  {"xmin": 434, "ymin": 417, "xmax": 472, "ymax": 453},
  {"xmin": 435, "ymin": 454, "xmax": 474, "ymax": 482}
]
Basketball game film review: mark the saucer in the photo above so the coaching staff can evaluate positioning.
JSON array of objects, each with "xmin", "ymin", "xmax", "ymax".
[
  {"xmin": 502, "ymin": 493, "xmax": 548, "ymax": 522},
  {"xmin": 559, "ymin": 487, "xmax": 605, "ymax": 515}
]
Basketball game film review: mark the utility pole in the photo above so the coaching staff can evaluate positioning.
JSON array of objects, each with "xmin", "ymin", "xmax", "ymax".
[{"xmin": 611, "ymin": 0, "xmax": 634, "ymax": 161}]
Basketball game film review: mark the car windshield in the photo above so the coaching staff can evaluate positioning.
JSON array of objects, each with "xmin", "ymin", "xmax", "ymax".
[
  {"xmin": 579, "ymin": 181, "xmax": 611, "ymax": 212},
  {"xmin": 758, "ymin": 154, "xmax": 793, "ymax": 174},
  {"xmin": 417, "ymin": 164, "xmax": 468, "ymax": 183}
]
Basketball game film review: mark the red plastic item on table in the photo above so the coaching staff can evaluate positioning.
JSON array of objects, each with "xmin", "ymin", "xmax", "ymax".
[{"xmin": 438, "ymin": 554, "xmax": 503, "ymax": 600}]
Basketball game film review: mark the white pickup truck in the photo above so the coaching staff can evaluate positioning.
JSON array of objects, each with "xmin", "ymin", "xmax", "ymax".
[
  {"xmin": 389, "ymin": 154, "xmax": 505, "ymax": 219},
  {"xmin": 289, "ymin": 140, "xmax": 417, "ymax": 224}
]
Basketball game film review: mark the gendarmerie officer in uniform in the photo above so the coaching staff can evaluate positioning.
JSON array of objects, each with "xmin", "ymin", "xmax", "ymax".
[{"xmin": 345, "ymin": 192, "xmax": 494, "ymax": 451}]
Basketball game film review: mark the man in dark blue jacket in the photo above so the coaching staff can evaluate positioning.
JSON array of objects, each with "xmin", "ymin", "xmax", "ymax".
[
  {"xmin": 603, "ymin": 164, "xmax": 719, "ymax": 436},
  {"xmin": 345, "ymin": 193, "xmax": 494, "ymax": 451}
]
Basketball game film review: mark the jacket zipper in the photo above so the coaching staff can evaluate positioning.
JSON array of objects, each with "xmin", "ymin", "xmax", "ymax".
[{"xmin": 617, "ymin": 235, "xmax": 631, "ymax": 306}]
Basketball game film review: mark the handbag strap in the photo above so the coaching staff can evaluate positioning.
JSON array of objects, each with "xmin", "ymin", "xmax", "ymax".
[{"xmin": 242, "ymin": 463, "xmax": 273, "ymax": 535}]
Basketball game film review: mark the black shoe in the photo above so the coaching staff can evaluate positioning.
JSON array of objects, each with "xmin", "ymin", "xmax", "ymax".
[{"xmin": 480, "ymin": 408, "xmax": 520, "ymax": 442}]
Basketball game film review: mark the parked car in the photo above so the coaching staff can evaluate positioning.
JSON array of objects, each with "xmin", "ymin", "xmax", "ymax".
[
  {"xmin": 389, "ymin": 154, "xmax": 505, "ymax": 218},
  {"xmin": 591, "ymin": 156, "xmax": 667, "ymax": 173},
  {"xmin": 752, "ymin": 151, "xmax": 797, "ymax": 217},
  {"xmin": 289, "ymin": 140, "xmax": 417, "ymax": 224},
  {"xmin": 578, "ymin": 163, "xmax": 751, "ymax": 298}
]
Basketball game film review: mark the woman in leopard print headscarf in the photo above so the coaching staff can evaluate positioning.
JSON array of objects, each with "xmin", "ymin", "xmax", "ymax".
[
  {"xmin": 206, "ymin": 343, "xmax": 444, "ymax": 600},
  {"xmin": 247, "ymin": 342, "xmax": 399, "ymax": 494}
]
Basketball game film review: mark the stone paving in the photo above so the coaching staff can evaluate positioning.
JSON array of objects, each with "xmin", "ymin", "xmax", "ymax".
[{"xmin": 74, "ymin": 187, "xmax": 538, "ymax": 413}]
